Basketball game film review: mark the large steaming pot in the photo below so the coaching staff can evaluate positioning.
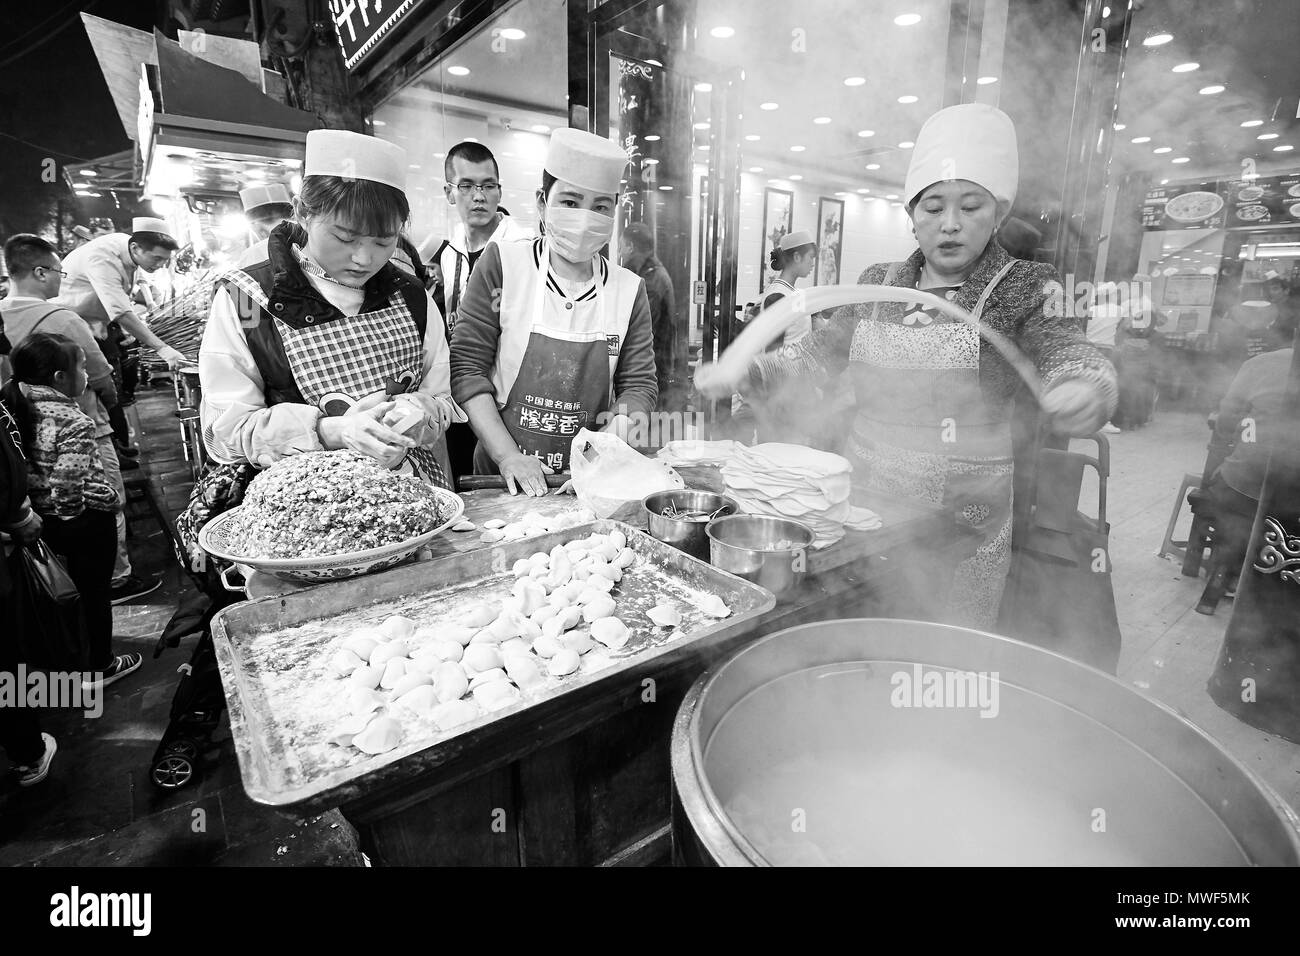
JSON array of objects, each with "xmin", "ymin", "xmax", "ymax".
[{"xmin": 671, "ymin": 619, "xmax": 1300, "ymax": 866}]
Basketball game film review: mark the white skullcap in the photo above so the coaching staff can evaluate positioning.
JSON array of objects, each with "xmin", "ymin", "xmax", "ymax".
[
  {"xmin": 904, "ymin": 104, "xmax": 1019, "ymax": 210},
  {"xmin": 544, "ymin": 128, "xmax": 629, "ymax": 196},
  {"xmin": 779, "ymin": 230, "xmax": 815, "ymax": 250},
  {"xmin": 131, "ymin": 217, "xmax": 174, "ymax": 238},
  {"xmin": 239, "ymin": 183, "xmax": 293, "ymax": 211},
  {"xmin": 305, "ymin": 129, "xmax": 406, "ymax": 191}
]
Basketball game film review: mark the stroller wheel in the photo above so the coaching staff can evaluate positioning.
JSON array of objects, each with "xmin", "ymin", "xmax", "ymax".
[
  {"xmin": 152, "ymin": 753, "xmax": 197, "ymax": 790},
  {"xmin": 164, "ymin": 738, "xmax": 200, "ymax": 760}
]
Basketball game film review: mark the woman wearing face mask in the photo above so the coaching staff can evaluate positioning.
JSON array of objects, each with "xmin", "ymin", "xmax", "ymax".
[
  {"xmin": 698, "ymin": 105, "xmax": 1117, "ymax": 629},
  {"xmin": 450, "ymin": 128, "xmax": 658, "ymax": 496}
]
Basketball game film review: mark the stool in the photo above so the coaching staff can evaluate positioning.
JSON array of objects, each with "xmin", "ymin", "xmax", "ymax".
[
  {"xmin": 1158, "ymin": 473, "xmax": 1204, "ymax": 566},
  {"xmin": 123, "ymin": 470, "xmax": 178, "ymax": 553}
]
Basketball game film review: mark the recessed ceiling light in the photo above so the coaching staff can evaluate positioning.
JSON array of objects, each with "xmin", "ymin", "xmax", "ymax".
[
  {"xmin": 498, "ymin": 28, "xmax": 526, "ymax": 40},
  {"xmin": 894, "ymin": 14, "xmax": 921, "ymax": 26},
  {"xmin": 1199, "ymin": 85, "xmax": 1225, "ymax": 95},
  {"xmin": 1240, "ymin": 119, "xmax": 1264, "ymax": 128},
  {"xmin": 710, "ymin": 26, "xmax": 735, "ymax": 38},
  {"xmin": 1131, "ymin": 136, "xmax": 1151, "ymax": 144},
  {"xmin": 1171, "ymin": 157, "xmax": 1190, "ymax": 164},
  {"xmin": 977, "ymin": 76, "xmax": 998, "ymax": 85},
  {"xmin": 1144, "ymin": 33, "xmax": 1173, "ymax": 46},
  {"xmin": 695, "ymin": 82, "xmax": 712, "ymax": 93},
  {"xmin": 1275, "ymin": 144, "xmax": 1294, "ymax": 152},
  {"xmin": 886, "ymin": 193, "xmax": 899, "ymax": 199},
  {"xmin": 858, "ymin": 188, "xmax": 870, "ymax": 193},
  {"xmin": 790, "ymin": 174, "xmax": 803, "ymax": 181},
  {"xmin": 1113, "ymin": 123, "xmax": 1126, "ymax": 131},
  {"xmin": 448, "ymin": 65, "xmax": 470, "ymax": 76},
  {"xmin": 1153, "ymin": 146, "xmax": 1172, "ymax": 153},
  {"xmin": 749, "ymin": 166, "xmax": 763, "ymax": 173},
  {"xmin": 643, "ymin": 158, "xmax": 660, "ymax": 165},
  {"xmin": 898, "ymin": 95, "xmax": 918, "ymax": 104},
  {"xmin": 531, "ymin": 124, "xmax": 550, "ymax": 133},
  {"xmin": 857, "ymin": 129, "xmax": 875, "ymax": 138},
  {"xmin": 760, "ymin": 102, "xmax": 779, "ymax": 110},
  {"xmin": 898, "ymin": 141, "xmax": 915, "ymax": 148},
  {"xmin": 744, "ymin": 134, "xmax": 760, "ymax": 141},
  {"xmin": 790, "ymin": 145, "xmax": 806, "ymax": 152},
  {"xmin": 693, "ymin": 122, "xmax": 710, "ymax": 130},
  {"xmin": 844, "ymin": 76, "xmax": 866, "ymax": 87},
  {"xmin": 659, "ymin": 184, "xmax": 673, "ymax": 190},
  {"xmin": 866, "ymin": 163, "xmax": 880, "ymax": 170},
  {"xmin": 1102, "ymin": 5, "xmax": 1111, "ymax": 16},
  {"xmin": 1259, "ymin": 133, "xmax": 1280, "ymax": 140},
  {"xmin": 813, "ymin": 116, "xmax": 832, "ymax": 124},
  {"xmin": 645, "ymin": 134, "xmax": 661, "ymax": 141},
  {"xmin": 1171, "ymin": 62, "xmax": 1199, "ymax": 72}
]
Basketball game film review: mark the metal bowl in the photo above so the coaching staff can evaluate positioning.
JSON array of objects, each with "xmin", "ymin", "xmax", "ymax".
[
  {"xmin": 643, "ymin": 490, "xmax": 740, "ymax": 561},
  {"xmin": 705, "ymin": 514, "xmax": 814, "ymax": 599},
  {"xmin": 672, "ymin": 619, "xmax": 1300, "ymax": 866},
  {"xmin": 197, "ymin": 489, "xmax": 464, "ymax": 584}
]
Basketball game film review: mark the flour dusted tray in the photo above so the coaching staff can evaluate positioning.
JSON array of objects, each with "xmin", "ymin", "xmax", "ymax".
[{"xmin": 211, "ymin": 520, "xmax": 775, "ymax": 811}]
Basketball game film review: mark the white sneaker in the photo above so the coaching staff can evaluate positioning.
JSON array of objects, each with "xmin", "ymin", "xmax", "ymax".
[
  {"xmin": 14, "ymin": 733, "xmax": 57, "ymax": 787},
  {"xmin": 1101, "ymin": 423, "xmax": 1122, "ymax": 434}
]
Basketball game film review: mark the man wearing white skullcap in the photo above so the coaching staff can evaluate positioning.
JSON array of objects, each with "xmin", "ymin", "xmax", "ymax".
[
  {"xmin": 699, "ymin": 105, "xmax": 1119, "ymax": 659},
  {"xmin": 192, "ymin": 128, "xmax": 460, "ymax": 575},
  {"xmin": 236, "ymin": 183, "xmax": 295, "ymax": 267},
  {"xmin": 450, "ymin": 127, "xmax": 658, "ymax": 496}
]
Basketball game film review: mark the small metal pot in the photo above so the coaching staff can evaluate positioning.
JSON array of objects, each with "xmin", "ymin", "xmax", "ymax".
[
  {"xmin": 644, "ymin": 490, "xmax": 740, "ymax": 562},
  {"xmin": 706, "ymin": 514, "xmax": 815, "ymax": 599}
]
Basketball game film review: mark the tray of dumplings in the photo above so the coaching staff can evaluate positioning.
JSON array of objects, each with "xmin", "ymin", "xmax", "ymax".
[{"xmin": 210, "ymin": 519, "xmax": 776, "ymax": 809}]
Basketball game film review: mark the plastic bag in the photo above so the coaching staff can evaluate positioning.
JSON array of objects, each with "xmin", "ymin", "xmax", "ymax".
[
  {"xmin": 12, "ymin": 541, "xmax": 89, "ymax": 672},
  {"xmin": 570, "ymin": 428, "xmax": 684, "ymax": 520}
]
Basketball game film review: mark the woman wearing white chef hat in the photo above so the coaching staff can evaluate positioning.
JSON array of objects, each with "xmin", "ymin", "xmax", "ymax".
[
  {"xmin": 699, "ymin": 104, "xmax": 1117, "ymax": 630},
  {"xmin": 450, "ymin": 127, "xmax": 658, "ymax": 496},
  {"xmin": 190, "ymin": 129, "xmax": 458, "ymax": 563}
]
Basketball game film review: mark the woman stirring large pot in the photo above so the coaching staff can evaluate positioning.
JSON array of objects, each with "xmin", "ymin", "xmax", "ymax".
[{"xmin": 698, "ymin": 105, "xmax": 1117, "ymax": 629}]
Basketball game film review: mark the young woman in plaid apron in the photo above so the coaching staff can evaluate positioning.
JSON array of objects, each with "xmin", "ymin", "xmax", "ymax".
[{"xmin": 179, "ymin": 131, "xmax": 458, "ymax": 584}]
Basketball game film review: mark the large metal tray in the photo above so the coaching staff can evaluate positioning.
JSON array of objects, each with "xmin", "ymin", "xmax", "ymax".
[{"xmin": 211, "ymin": 519, "xmax": 775, "ymax": 811}]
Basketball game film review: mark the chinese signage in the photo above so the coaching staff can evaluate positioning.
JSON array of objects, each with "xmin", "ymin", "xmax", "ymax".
[
  {"xmin": 1141, "ymin": 180, "xmax": 1226, "ymax": 231},
  {"xmin": 1220, "ymin": 173, "xmax": 1300, "ymax": 228},
  {"xmin": 1143, "ymin": 174, "xmax": 1300, "ymax": 231},
  {"xmin": 328, "ymin": 0, "xmax": 426, "ymax": 71}
]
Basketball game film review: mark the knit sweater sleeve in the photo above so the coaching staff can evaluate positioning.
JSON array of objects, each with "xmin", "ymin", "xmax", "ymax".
[
  {"xmin": 51, "ymin": 410, "xmax": 116, "ymax": 516},
  {"xmin": 611, "ymin": 283, "xmax": 659, "ymax": 419},
  {"xmin": 1015, "ymin": 262, "xmax": 1119, "ymax": 422}
]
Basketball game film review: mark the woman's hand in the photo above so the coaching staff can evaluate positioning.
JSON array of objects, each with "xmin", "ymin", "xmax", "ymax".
[
  {"xmin": 1041, "ymin": 380, "xmax": 1107, "ymax": 436},
  {"xmin": 498, "ymin": 452, "xmax": 552, "ymax": 497},
  {"xmin": 318, "ymin": 401, "xmax": 416, "ymax": 469},
  {"xmin": 694, "ymin": 362, "xmax": 746, "ymax": 400}
]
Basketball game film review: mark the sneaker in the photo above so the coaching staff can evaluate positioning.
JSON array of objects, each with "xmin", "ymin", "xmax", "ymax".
[
  {"xmin": 14, "ymin": 733, "xmax": 57, "ymax": 787},
  {"xmin": 81, "ymin": 653, "xmax": 142, "ymax": 691},
  {"xmin": 1101, "ymin": 423, "xmax": 1122, "ymax": 434},
  {"xmin": 114, "ymin": 440, "xmax": 140, "ymax": 458},
  {"xmin": 110, "ymin": 574, "xmax": 161, "ymax": 605},
  {"xmin": 117, "ymin": 453, "xmax": 141, "ymax": 471}
]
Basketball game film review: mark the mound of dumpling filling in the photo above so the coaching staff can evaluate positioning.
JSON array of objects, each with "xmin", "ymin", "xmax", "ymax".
[{"xmin": 222, "ymin": 451, "xmax": 450, "ymax": 559}]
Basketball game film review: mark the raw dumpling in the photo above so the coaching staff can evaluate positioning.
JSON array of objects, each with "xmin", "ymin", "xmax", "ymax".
[
  {"xmin": 462, "ymin": 603, "xmax": 499, "ymax": 628},
  {"xmin": 469, "ymin": 667, "xmax": 508, "ymax": 689},
  {"xmin": 518, "ymin": 618, "xmax": 543, "ymax": 641},
  {"xmin": 547, "ymin": 649, "xmax": 581, "ymax": 677},
  {"xmin": 349, "ymin": 664, "xmax": 383, "ymax": 690},
  {"xmin": 462, "ymin": 644, "xmax": 504, "ymax": 673},
  {"xmin": 698, "ymin": 594, "xmax": 732, "ymax": 619},
  {"xmin": 532, "ymin": 634, "xmax": 562, "ymax": 659},
  {"xmin": 505, "ymin": 655, "xmax": 545, "ymax": 690},
  {"xmin": 451, "ymin": 520, "xmax": 476, "ymax": 532},
  {"xmin": 512, "ymin": 579, "xmax": 548, "ymax": 616},
  {"xmin": 501, "ymin": 523, "xmax": 528, "ymax": 542},
  {"xmin": 369, "ymin": 641, "xmax": 408, "ymax": 667},
  {"xmin": 341, "ymin": 633, "xmax": 380, "ymax": 660},
  {"xmin": 584, "ymin": 574, "xmax": 615, "ymax": 594},
  {"xmin": 472, "ymin": 679, "xmax": 519, "ymax": 710},
  {"xmin": 530, "ymin": 604, "xmax": 561, "ymax": 624},
  {"xmin": 326, "ymin": 713, "xmax": 374, "ymax": 747},
  {"xmin": 559, "ymin": 630, "xmax": 595, "ymax": 655},
  {"xmin": 393, "ymin": 683, "xmax": 439, "ymax": 716},
  {"xmin": 613, "ymin": 548, "xmax": 636, "ymax": 570},
  {"xmin": 380, "ymin": 616, "xmax": 416, "ymax": 641},
  {"xmin": 647, "ymin": 605, "xmax": 682, "ymax": 628},
  {"xmin": 328, "ymin": 648, "xmax": 365, "ymax": 678},
  {"xmin": 433, "ymin": 662, "xmax": 469, "ymax": 703},
  {"xmin": 483, "ymin": 518, "xmax": 507, "ymax": 530},
  {"xmin": 609, "ymin": 529, "xmax": 627, "ymax": 550},
  {"xmin": 480, "ymin": 529, "xmax": 505, "ymax": 543},
  {"xmin": 431, "ymin": 639, "xmax": 464, "ymax": 662},
  {"xmin": 353, "ymin": 716, "xmax": 402, "ymax": 754},
  {"xmin": 500, "ymin": 638, "xmax": 533, "ymax": 660},
  {"xmin": 590, "ymin": 617, "xmax": 631, "ymax": 650},
  {"xmin": 512, "ymin": 558, "xmax": 533, "ymax": 578},
  {"xmin": 540, "ymin": 614, "xmax": 567, "ymax": 643},
  {"xmin": 350, "ymin": 686, "xmax": 386, "ymax": 715},
  {"xmin": 390, "ymin": 671, "xmax": 432, "ymax": 699},
  {"xmin": 556, "ymin": 605, "xmax": 583, "ymax": 631},
  {"xmin": 379, "ymin": 657, "xmax": 409, "ymax": 689},
  {"xmin": 432, "ymin": 698, "xmax": 480, "ymax": 731}
]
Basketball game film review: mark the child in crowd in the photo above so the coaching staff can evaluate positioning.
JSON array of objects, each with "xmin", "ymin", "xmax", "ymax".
[{"xmin": 0, "ymin": 333, "xmax": 142, "ymax": 689}]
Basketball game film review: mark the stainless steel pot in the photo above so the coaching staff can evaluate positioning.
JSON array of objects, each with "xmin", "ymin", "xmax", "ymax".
[
  {"xmin": 705, "ymin": 514, "xmax": 814, "ymax": 599},
  {"xmin": 672, "ymin": 619, "xmax": 1300, "ymax": 866},
  {"xmin": 643, "ymin": 490, "xmax": 740, "ymax": 562}
]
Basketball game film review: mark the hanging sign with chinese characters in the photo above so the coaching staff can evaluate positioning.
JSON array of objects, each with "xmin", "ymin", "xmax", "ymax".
[{"xmin": 328, "ymin": 0, "xmax": 427, "ymax": 71}]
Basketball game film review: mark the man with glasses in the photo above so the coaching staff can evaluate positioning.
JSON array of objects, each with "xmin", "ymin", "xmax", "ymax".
[{"xmin": 422, "ymin": 141, "xmax": 533, "ymax": 479}]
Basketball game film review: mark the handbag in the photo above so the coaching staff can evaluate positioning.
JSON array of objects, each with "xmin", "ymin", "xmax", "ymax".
[
  {"xmin": 173, "ymin": 460, "xmax": 258, "ymax": 585},
  {"xmin": 12, "ymin": 540, "xmax": 89, "ymax": 672}
]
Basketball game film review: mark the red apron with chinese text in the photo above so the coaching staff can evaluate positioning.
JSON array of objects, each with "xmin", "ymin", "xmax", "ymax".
[{"xmin": 495, "ymin": 245, "xmax": 617, "ymax": 474}]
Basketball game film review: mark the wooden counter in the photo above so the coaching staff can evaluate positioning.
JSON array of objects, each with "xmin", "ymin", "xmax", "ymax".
[{"xmin": 235, "ymin": 487, "xmax": 948, "ymax": 865}]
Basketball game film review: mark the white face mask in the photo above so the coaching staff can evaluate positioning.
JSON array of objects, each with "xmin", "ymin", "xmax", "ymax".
[{"xmin": 544, "ymin": 207, "xmax": 615, "ymax": 262}]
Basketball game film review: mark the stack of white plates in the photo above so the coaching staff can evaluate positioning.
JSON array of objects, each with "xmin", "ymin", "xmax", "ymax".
[{"xmin": 721, "ymin": 444, "xmax": 856, "ymax": 546}]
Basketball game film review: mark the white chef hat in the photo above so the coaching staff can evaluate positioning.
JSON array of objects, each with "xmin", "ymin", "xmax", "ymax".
[
  {"xmin": 131, "ymin": 217, "xmax": 174, "ymax": 238},
  {"xmin": 239, "ymin": 183, "xmax": 293, "ymax": 212},
  {"xmin": 903, "ymin": 104, "xmax": 1019, "ymax": 211},
  {"xmin": 544, "ymin": 128, "xmax": 629, "ymax": 196},
  {"xmin": 304, "ymin": 129, "xmax": 407, "ymax": 191},
  {"xmin": 779, "ymin": 230, "xmax": 816, "ymax": 250}
]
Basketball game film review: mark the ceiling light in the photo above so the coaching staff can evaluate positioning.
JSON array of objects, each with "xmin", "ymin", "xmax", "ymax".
[
  {"xmin": 79, "ymin": 169, "xmax": 98, "ymax": 177},
  {"xmin": 1171, "ymin": 62, "xmax": 1199, "ymax": 72},
  {"xmin": 698, "ymin": 144, "xmax": 710, "ymax": 151},
  {"xmin": 790, "ymin": 145, "xmax": 806, "ymax": 152},
  {"xmin": 1275, "ymin": 144, "xmax": 1295, "ymax": 152},
  {"xmin": 813, "ymin": 116, "xmax": 832, "ymax": 124},
  {"xmin": 898, "ymin": 141, "xmax": 915, "ymax": 148},
  {"xmin": 1131, "ymin": 136, "xmax": 1151, "ymax": 143},
  {"xmin": 977, "ymin": 76, "xmax": 998, "ymax": 85},
  {"xmin": 643, "ymin": 158, "xmax": 660, "ymax": 165},
  {"xmin": 531, "ymin": 124, "xmax": 550, "ymax": 133},
  {"xmin": 695, "ymin": 82, "xmax": 712, "ymax": 93},
  {"xmin": 885, "ymin": 193, "xmax": 899, "ymax": 199},
  {"xmin": 890, "ymin": 201, "xmax": 902, "ymax": 207},
  {"xmin": 1241, "ymin": 119, "xmax": 1264, "ymax": 127},
  {"xmin": 898, "ymin": 95, "xmax": 918, "ymax": 104},
  {"xmin": 710, "ymin": 26, "xmax": 735, "ymax": 38},
  {"xmin": 659, "ymin": 184, "xmax": 673, "ymax": 190},
  {"xmin": 749, "ymin": 166, "xmax": 763, "ymax": 173},
  {"xmin": 844, "ymin": 76, "xmax": 866, "ymax": 87},
  {"xmin": 1153, "ymin": 146, "xmax": 1172, "ymax": 153},
  {"xmin": 693, "ymin": 121, "xmax": 710, "ymax": 130},
  {"xmin": 498, "ymin": 28, "xmax": 526, "ymax": 40},
  {"xmin": 760, "ymin": 102, "xmax": 779, "ymax": 110},
  {"xmin": 1259, "ymin": 132, "xmax": 1280, "ymax": 140},
  {"xmin": 1171, "ymin": 157, "xmax": 1190, "ymax": 164},
  {"xmin": 372, "ymin": 120, "xmax": 386, "ymax": 127},
  {"xmin": 1113, "ymin": 123, "xmax": 1126, "ymax": 131},
  {"xmin": 447, "ymin": 65, "xmax": 470, "ymax": 76},
  {"xmin": 866, "ymin": 163, "xmax": 880, "ymax": 170},
  {"xmin": 1102, "ymin": 5, "xmax": 1111, "ymax": 16},
  {"xmin": 1199, "ymin": 85, "xmax": 1225, "ymax": 95},
  {"xmin": 645, "ymin": 134, "xmax": 661, "ymax": 141},
  {"xmin": 857, "ymin": 129, "xmax": 875, "ymax": 138},
  {"xmin": 858, "ymin": 188, "xmax": 870, "ymax": 194},
  {"xmin": 894, "ymin": 14, "xmax": 921, "ymax": 26},
  {"xmin": 1143, "ymin": 33, "xmax": 1173, "ymax": 46},
  {"xmin": 836, "ymin": 191, "xmax": 848, "ymax": 197},
  {"xmin": 744, "ymin": 134, "xmax": 760, "ymax": 141},
  {"xmin": 789, "ymin": 174, "xmax": 803, "ymax": 181}
]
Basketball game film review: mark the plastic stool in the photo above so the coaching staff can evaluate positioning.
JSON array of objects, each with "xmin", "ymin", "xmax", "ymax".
[{"xmin": 1158, "ymin": 473, "xmax": 1201, "ymax": 564}]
